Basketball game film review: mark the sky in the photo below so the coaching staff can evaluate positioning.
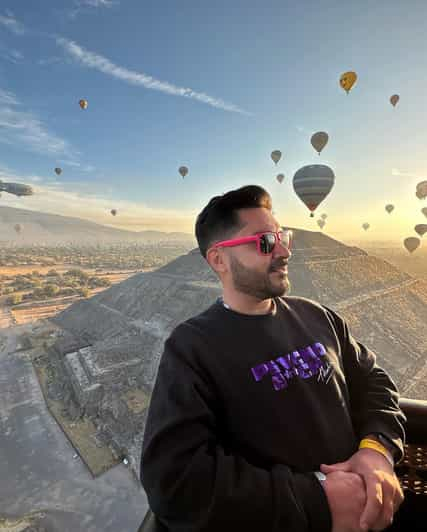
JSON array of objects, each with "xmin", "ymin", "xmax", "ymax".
[{"xmin": 1, "ymin": 0, "xmax": 427, "ymax": 245}]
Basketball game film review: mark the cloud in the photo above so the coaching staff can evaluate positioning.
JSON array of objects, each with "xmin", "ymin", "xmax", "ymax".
[
  {"xmin": 392, "ymin": 168, "xmax": 426, "ymax": 180},
  {"xmin": 0, "ymin": 167, "xmax": 197, "ymax": 233},
  {"xmin": 38, "ymin": 56, "xmax": 62, "ymax": 67},
  {"xmin": 67, "ymin": 0, "xmax": 116, "ymax": 19},
  {"xmin": 80, "ymin": 0, "xmax": 114, "ymax": 6},
  {"xmin": 56, "ymin": 37, "xmax": 251, "ymax": 115},
  {"xmin": 0, "ymin": 45, "xmax": 24, "ymax": 64},
  {"xmin": 0, "ymin": 88, "xmax": 79, "ymax": 159},
  {"xmin": 0, "ymin": 12, "xmax": 25, "ymax": 35}
]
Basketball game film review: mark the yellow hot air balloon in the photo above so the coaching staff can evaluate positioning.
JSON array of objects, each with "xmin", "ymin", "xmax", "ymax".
[
  {"xmin": 311, "ymin": 132, "xmax": 329, "ymax": 155},
  {"xmin": 339, "ymin": 71, "xmax": 357, "ymax": 94},
  {"xmin": 404, "ymin": 237, "xmax": 420, "ymax": 253},
  {"xmin": 390, "ymin": 94, "xmax": 400, "ymax": 107},
  {"xmin": 276, "ymin": 174, "xmax": 284, "ymax": 184},
  {"xmin": 271, "ymin": 150, "xmax": 282, "ymax": 165},
  {"xmin": 79, "ymin": 99, "xmax": 88, "ymax": 110}
]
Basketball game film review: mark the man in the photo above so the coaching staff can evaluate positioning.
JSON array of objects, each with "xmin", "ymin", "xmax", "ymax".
[{"xmin": 141, "ymin": 185, "xmax": 416, "ymax": 531}]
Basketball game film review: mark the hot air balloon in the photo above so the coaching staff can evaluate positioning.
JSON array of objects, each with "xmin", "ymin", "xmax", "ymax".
[
  {"xmin": 362, "ymin": 223, "xmax": 370, "ymax": 231},
  {"xmin": 276, "ymin": 174, "xmax": 284, "ymax": 184},
  {"xmin": 111, "ymin": 209, "xmax": 117, "ymax": 216},
  {"xmin": 292, "ymin": 164, "xmax": 335, "ymax": 217},
  {"xmin": 415, "ymin": 224, "xmax": 427, "ymax": 237},
  {"xmin": 416, "ymin": 181, "xmax": 427, "ymax": 200},
  {"xmin": 422, "ymin": 207, "xmax": 427, "ymax": 218},
  {"xmin": 339, "ymin": 71, "xmax": 357, "ymax": 94},
  {"xmin": 385, "ymin": 204, "xmax": 394, "ymax": 214},
  {"xmin": 179, "ymin": 166, "xmax": 188, "ymax": 178},
  {"xmin": 79, "ymin": 99, "xmax": 88, "ymax": 110},
  {"xmin": 14, "ymin": 223, "xmax": 22, "ymax": 234},
  {"xmin": 404, "ymin": 237, "xmax": 420, "ymax": 253},
  {"xmin": 317, "ymin": 219, "xmax": 325, "ymax": 229},
  {"xmin": 311, "ymin": 132, "xmax": 329, "ymax": 155},
  {"xmin": 271, "ymin": 150, "xmax": 282, "ymax": 165},
  {"xmin": 390, "ymin": 94, "xmax": 400, "ymax": 107},
  {"xmin": 321, "ymin": 213, "xmax": 328, "ymax": 220},
  {"xmin": 54, "ymin": 167, "xmax": 62, "ymax": 176}
]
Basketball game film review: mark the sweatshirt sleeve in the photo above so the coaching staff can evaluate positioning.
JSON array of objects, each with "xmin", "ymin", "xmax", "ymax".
[
  {"xmin": 140, "ymin": 326, "xmax": 332, "ymax": 532},
  {"xmin": 324, "ymin": 306, "xmax": 406, "ymax": 463}
]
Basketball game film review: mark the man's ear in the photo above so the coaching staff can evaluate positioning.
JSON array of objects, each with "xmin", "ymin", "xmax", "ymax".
[{"xmin": 206, "ymin": 247, "xmax": 228, "ymax": 275}]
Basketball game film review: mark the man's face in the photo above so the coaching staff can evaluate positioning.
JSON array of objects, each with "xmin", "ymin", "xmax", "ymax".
[{"xmin": 219, "ymin": 207, "xmax": 292, "ymax": 299}]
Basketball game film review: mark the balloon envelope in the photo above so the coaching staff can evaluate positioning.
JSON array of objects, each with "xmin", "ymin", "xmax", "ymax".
[
  {"xmin": 276, "ymin": 174, "xmax": 284, "ymax": 184},
  {"xmin": 179, "ymin": 166, "xmax": 188, "ymax": 178},
  {"xmin": 385, "ymin": 204, "xmax": 394, "ymax": 214},
  {"xmin": 110, "ymin": 209, "xmax": 117, "ymax": 216},
  {"xmin": 362, "ymin": 223, "xmax": 370, "ymax": 231},
  {"xmin": 271, "ymin": 150, "xmax": 282, "ymax": 165},
  {"xmin": 321, "ymin": 213, "xmax": 328, "ymax": 220},
  {"xmin": 339, "ymin": 71, "xmax": 357, "ymax": 93},
  {"xmin": 390, "ymin": 94, "xmax": 400, "ymax": 107},
  {"xmin": 54, "ymin": 167, "xmax": 62, "ymax": 176},
  {"xmin": 317, "ymin": 219, "xmax": 325, "ymax": 229},
  {"xmin": 416, "ymin": 180, "xmax": 427, "ymax": 199},
  {"xmin": 404, "ymin": 237, "xmax": 420, "ymax": 253},
  {"xmin": 79, "ymin": 99, "xmax": 88, "ymax": 110},
  {"xmin": 311, "ymin": 132, "xmax": 329, "ymax": 154},
  {"xmin": 415, "ymin": 224, "xmax": 427, "ymax": 237},
  {"xmin": 422, "ymin": 207, "xmax": 427, "ymax": 218},
  {"xmin": 293, "ymin": 164, "xmax": 335, "ymax": 216}
]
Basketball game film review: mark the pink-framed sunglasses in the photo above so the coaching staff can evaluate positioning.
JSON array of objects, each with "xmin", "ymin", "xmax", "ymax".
[{"xmin": 210, "ymin": 229, "xmax": 293, "ymax": 256}]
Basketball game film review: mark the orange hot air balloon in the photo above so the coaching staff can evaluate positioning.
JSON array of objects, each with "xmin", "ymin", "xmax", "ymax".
[
  {"xmin": 79, "ymin": 99, "xmax": 88, "ymax": 110},
  {"xmin": 339, "ymin": 71, "xmax": 357, "ymax": 94}
]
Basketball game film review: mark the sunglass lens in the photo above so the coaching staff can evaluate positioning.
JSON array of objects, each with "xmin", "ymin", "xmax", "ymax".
[{"xmin": 260, "ymin": 233, "xmax": 276, "ymax": 253}]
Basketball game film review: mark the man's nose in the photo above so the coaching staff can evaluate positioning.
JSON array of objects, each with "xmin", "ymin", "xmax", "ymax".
[{"xmin": 274, "ymin": 242, "xmax": 292, "ymax": 259}]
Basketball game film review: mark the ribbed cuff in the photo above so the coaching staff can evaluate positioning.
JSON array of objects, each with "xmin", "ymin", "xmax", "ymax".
[{"xmin": 293, "ymin": 472, "xmax": 332, "ymax": 532}]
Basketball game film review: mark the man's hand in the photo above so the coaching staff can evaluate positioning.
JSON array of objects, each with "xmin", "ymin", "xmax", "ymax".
[
  {"xmin": 321, "ymin": 470, "xmax": 367, "ymax": 532},
  {"xmin": 321, "ymin": 449, "xmax": 404, "ymax": 531}
]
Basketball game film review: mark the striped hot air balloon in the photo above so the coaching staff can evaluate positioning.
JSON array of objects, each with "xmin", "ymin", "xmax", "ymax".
[{"xmin": 292, "ymin": 164, "xmax": 335, "ymax": 217}]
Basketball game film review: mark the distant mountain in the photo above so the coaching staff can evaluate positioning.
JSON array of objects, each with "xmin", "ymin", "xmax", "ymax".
[{"xmin": 0, "ymin": 206, "xmax": 195, "ymax": 245}]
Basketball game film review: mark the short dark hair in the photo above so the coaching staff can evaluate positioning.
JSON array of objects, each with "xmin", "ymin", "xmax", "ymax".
[{"xmin": 195, "ymin": 185, "xmax": 272, "ymax": 260}]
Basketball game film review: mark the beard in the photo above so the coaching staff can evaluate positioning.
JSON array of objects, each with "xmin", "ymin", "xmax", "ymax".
[{"xmin": 228, "ymin": 253, "xmax": 290, "ymax": 300}]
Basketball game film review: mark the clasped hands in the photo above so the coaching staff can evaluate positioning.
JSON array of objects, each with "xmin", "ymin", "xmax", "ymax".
[{"xmin": 320, "ymin": 448, "xmax": 404, "ymax": 532}]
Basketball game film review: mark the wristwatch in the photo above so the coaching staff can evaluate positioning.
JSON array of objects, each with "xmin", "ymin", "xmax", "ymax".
[{"xmin": 313, "ymin": 471, "xmax": 327, "ymax": 483}]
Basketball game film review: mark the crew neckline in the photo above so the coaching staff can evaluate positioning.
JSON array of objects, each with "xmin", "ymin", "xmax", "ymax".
[{"xmin": 217, "ymin": 296, "xmax": 278, "ymax": 317}]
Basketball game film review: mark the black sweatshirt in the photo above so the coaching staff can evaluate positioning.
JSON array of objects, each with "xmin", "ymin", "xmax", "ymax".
[{"xmin": 140, "ymin": 295, "xmax": 406, "ymax": 532}]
